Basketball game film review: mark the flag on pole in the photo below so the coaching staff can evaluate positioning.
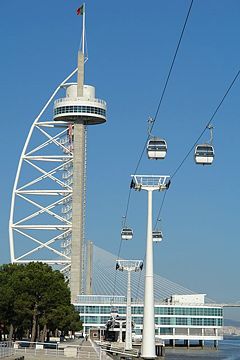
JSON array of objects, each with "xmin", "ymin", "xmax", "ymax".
[{"xmin": 76, "ymin": 4, "xmax": 84, "ymax": 16}]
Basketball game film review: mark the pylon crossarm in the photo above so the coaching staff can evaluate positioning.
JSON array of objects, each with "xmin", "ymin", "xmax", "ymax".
[
  {"xmin": 116, "ymin": 260, "xmax": 143, "ymax": 272},
  {"xmin": 131, "ymin": 175, "xmax": 170, "ymax": 191}
]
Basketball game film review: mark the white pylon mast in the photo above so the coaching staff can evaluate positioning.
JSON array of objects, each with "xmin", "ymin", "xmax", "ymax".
[
  {"xmin": 116, "ymin": 260, "xmax": 143, "ymax": 351},
  {"xmin": 131, "ymin": 175, "xmax": 170, "ymax": 359}
]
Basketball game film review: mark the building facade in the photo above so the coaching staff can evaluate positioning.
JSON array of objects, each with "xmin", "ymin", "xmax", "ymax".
[{"xmin": 74, "ymin": 294, "xmax": 223, "ymax": 347}]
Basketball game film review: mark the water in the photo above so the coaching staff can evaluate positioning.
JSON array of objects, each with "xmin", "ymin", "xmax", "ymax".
[{"xmin": 165, "ymin": 339, "xmax": 240, "ymax": 359}]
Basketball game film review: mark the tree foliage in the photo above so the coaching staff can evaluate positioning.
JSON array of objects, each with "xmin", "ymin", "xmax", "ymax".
[{"xmin": 0, "ymin": 263, "xmax": 82, "ymax": 341}]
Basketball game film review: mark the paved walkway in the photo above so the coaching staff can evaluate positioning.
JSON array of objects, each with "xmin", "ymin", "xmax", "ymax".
[{"xmin": 13, "ymin": 339, "xmax": 100, "ymax": 360}]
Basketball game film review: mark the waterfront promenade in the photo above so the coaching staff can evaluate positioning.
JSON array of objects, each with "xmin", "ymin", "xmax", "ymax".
[{"xmin": 3, "ymin": 339, "xmax": 110, "ymax": 360}]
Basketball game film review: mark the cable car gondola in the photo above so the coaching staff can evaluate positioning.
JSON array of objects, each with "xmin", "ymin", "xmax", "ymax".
[
  {"xmin": 194, "ymin": 144, "xmax": 214, "ymax": 165},
  {"xmin": 152, "ymin": 230, "xmax": 163, "ymax": 243},
  {"xmin": 194, "ymin": 125, "xmax": 214, "ymax": 165},
  {"xmin": 147, "ymin": 137, "xmax": 167, "ymax": 160},
  {"xmin": 121, "ymin": 227, "xmax": 133, "ymax": 240}
]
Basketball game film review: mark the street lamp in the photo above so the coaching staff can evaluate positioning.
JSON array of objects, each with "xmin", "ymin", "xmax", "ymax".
[
  {"xmin": 131, "ymin": 175, "xmax": 170, "ymax": 359},
  {"xmin": 116, "ymin": 259, "xmax": 143, "ymax": 350}
]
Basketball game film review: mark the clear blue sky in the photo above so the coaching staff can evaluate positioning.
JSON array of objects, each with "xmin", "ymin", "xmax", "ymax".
[{"xmin": 1, "ymin": 1, "xmax": 240, "ymax": 320}]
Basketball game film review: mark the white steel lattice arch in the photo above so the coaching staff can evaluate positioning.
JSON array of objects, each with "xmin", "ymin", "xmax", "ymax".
[{"xmin": 8, "ymin": 67, "xmax": 86, "ymax": 275}]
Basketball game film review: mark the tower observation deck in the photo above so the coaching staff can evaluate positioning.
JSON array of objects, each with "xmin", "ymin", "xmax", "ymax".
[
  {"xmin": 9, "ymin": 7, "xmax": 106, "ymax": 303},
  {"xmin": 54, "ymin": 84, "xmax": 106, "ymax": 125}
]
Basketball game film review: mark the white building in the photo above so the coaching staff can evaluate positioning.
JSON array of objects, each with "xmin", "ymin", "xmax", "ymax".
[{"xmin": 74, "ymin": 246, "xmax": 223, "ymax": 348}]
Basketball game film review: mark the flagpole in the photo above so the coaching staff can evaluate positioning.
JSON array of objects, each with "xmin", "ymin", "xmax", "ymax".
[{"xmin": 82, "ymin": 3, "xmax": 85, "ymax": 56}]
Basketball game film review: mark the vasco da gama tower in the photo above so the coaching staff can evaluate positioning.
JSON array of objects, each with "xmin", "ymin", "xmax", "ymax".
[{"xmin": 9, "ymin": 6, "xmax": 107, "ymax": 302}]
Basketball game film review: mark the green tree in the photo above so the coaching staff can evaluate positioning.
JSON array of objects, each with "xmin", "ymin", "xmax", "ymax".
[{"xmin": 0, "ymin": 263, "xmax": 82, "ymax": 341}]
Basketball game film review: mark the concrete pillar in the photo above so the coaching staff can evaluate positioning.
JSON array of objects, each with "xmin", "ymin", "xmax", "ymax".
[
  {"xmin": 119, "ymin": 322, "xmax": 123, "ymax": 343},
  {"xmin": 170, "ymin": 339, "xmax": 175, "ymax": 348},
  {"xmin": 199, "ymin": 340, "xmax": 204, "ymax": 348},
  {"xmin": 77, "ymin": 51, "xmax": 84, "ymax": 97},
  {"xmin": 86, "ymin": 241, "xmax": 93, "ymax": 295},
  {"xmin": 214, "ymin": 328, "xmax": 218, "ymax": 349},
  {"xmin": 70, "ymin": 51, "xmax": 85, "ymax": 302},
  {"xmin": 187, "ymin": 328, "xmax": 190, "ymax": 348}
]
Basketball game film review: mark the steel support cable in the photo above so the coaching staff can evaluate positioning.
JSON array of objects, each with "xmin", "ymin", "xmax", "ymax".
[
  {"xmin": 133, "ymin": 0, "xmax": 194, "ymax": 177},
  {"xmin": 111, "ymin": 187, "xmax": 133, "ymax": 298},
  {"xmin": 171, "ymin": 68, "xmax": 240, "ymax": 180},
  {"xmin": 153, "ymin": 68, "xmax": 240, "ymax": 230},
  {"xmin": 112, "ymin": 0, "xmax": 194, "ymax": 300},
  {"xmin": 121, "ymin": 0, "xmax": 194, "ymax": 230},
  {"xmin": 154, "ymin": 191, "xmax": 168, "ymax": 229}
]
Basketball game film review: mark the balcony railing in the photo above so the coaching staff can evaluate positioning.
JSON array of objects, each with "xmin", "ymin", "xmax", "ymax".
[{"xmin": 54, "ymin": 97, "xmax": 106, "ymax": 106}]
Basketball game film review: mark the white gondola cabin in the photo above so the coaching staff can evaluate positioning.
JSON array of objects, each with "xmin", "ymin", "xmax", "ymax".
[
  {"xmin": 194, "ymin": 144, "xmax": 214, "ymax": 165},
  {"xmin": 152, "ymin": 230, "xmax": 163, "ymax": 242},
  {"xmin": 147, "ymin": 137, "xmax": 167, "ymax": 160},
  {"xmin": 121, "ymin": 228, "xmax": 133, "ymax": 240}
]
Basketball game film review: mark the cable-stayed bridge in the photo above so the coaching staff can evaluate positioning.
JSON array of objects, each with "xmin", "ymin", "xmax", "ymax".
[{"xmin": 91, "ymin": 245, "xmax": 205, "ymax": 302}]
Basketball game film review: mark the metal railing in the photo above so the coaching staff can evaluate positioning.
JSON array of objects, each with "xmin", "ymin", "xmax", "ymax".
[
  {"xmin": 13, "ymin": 340, "xmax": 110, "ymax": 359},
  {"xmin": 76, "ymin": 295, "xmax": 126, "ymax": 304},
  {"xmin": 0, "ymin": 341, "xmax": 14, "ymax": 358},
  {"xmin": 54, "ymin": 97, "xmax": 106, "ymax": 106}
]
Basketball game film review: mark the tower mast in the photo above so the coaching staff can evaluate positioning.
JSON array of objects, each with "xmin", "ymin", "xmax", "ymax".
[
  {"xmin": 54, "ymin": 4, "xmax": 107, "ymax": 301},
  {"xmin": 70, "ymin": 52, "xmax": 85, "ymax": 300}
]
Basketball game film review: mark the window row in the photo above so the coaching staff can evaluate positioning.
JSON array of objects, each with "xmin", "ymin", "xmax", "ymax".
[
  {"xmin": 76, "ymin": 305, "xmax": 222, "ymax": 317},
  {"xmin": 155, "ymin": 317, "xmax": 222, "ymax": 326},
  {"xmin": 80, "ymin": 316, "xmax": 110, "ymax": 324},
  {"xmin": 54, "ymin": 106, "xmax": 106, "ymax": 116},
  {"xmin": 154, "ymin": 307, "xmax": 223, "ymax": 317},
  {"xmin": 79, "ymin": 315, "xmax": 222, "ymax": 327}
]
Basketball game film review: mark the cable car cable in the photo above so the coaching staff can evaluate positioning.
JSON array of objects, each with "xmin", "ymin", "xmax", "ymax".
[
  {"xmin": 170, "ymin": 68, "xmax": 240, "ymax": 180},
  {"xmin": 154, "ymin": 192, "xmax": 167, "ymax": 229},
  {"xmin": 123, "ymin": 0, "xmax": 194, "ymax": 222},
  {"xmin": 114, "ymin": 4, "xmax": 239, "ymax": 305},
  {"xmin": 133, "ymin": 0, "xmax": 194, "ymax": 176},
  {"xmin": 153, "ymin": 68, "xmax": 240, "ymax": 228},
  {"xmin": 112, "ymin": 0, "xmax": 194, "ymax": 298}
]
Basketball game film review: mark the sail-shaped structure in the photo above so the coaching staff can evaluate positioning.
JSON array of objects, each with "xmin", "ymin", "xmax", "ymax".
[
  {"xmin": 9, "ymin": 68, "xmax": 78, "ymax": 275},
  {"xmin": 9, "ymin": 8, "xmax": 107, "ymax": 301}
]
